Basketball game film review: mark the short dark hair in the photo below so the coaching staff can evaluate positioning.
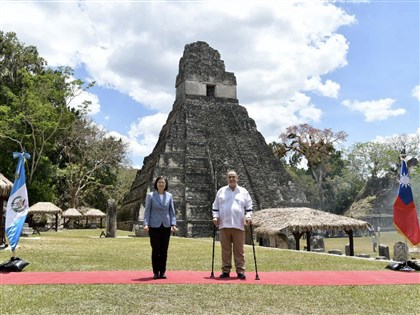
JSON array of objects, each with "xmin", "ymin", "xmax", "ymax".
[{"xmin": 154, "ymin": 176, "xmax": 168, "ymax": 191}]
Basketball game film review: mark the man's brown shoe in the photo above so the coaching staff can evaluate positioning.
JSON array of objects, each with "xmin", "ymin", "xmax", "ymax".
[{"xmin": 237, "ymin": 273, "xmax": 246, "ymax": 280}]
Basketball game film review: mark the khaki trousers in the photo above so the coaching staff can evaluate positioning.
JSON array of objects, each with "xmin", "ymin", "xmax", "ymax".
[{"xmin": 219, "ymin": 228, "xmax": 245, "ymax": 274}]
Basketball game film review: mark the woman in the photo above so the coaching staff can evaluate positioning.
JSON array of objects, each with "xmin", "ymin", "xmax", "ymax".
[{"xmin": 143, "ymin": 176, "xmax": 177, "ymax": 279}]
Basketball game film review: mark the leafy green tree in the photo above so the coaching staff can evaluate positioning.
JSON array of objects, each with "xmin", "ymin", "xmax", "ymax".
[
  {"xmin": 409, "ymin": 165, "xmax": 420, "ymax": 208},
  {"xmin": 346, "ymin": 142, "xmax": 399, "ymax": 180},
  {"xmin": 114, "ymin": 167, "xmax": 138, "ymax": 221},
  {"xmin": 277, "ymin": 124, "xmax": 347, "ymax": 210},
  {"xmin": 284, "ymin": 164, "xmax": 320, "ymax": 208},
  {"xmin": 323, "ymin": 167, "xmax": 364, "ymax": 214},
  {"xmin": 388, "ymin": 133, "xmax": 420, "ymax": 158},
  {"xmin": 0, "ymin": 31, "xmax": 47, "ymax": 180},
  {"xmin": 0, "ymin": 31, "xmax": 46, "ymax": 96},
  {"xmin": 0, "ymin": 32, "xmax": 68, "ymax": 202},
  {"xmin": 0, "ymin": 32, "xmax": 97, "ymax": 204},
  {"xmin": 56, "ymin": 117, "xmax": 129, "ymax": 210}
]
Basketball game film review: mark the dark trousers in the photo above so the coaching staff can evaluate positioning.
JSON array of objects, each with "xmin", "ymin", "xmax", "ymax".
[{"xmin": 149, "ymin": 224, "xmax": 171, "ymax": 274}]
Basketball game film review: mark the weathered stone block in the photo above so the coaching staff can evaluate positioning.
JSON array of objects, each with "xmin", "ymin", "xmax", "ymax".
[
  {"xmin": 393, "ymin": 241, "xmax": 408, "ymax": 262},
  {"xmin": 345, "ymin": 244, "xmax": 350, "ymax": 256},
  {"xmin": 328, "ymin": 249, "xmax": 342, "ymax": 255},
  {"xmin": 378, "ymin": 244, "xmax": 390, "ymax": 260},
  {"xmin": 356, "ymin": 254, "xmax": 370, "ymax": 258}
]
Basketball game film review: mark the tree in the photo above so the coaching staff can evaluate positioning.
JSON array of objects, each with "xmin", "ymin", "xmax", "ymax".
[
  {"xmin": 277, "ymin": 124, "xmax": 347, "ymax": 210},
  {"xmin": 0, "ymin": 31, "xmax": 49, "ymax": 180},
  {"xmin": 409, "ymin": 165, "xmax": 420, "ymax": 208},
  {"xmin": 284, "ymin": 164, "xmax": 320, "ymax": 208},
  {"xmin": 0, "ymin": 32, "xmax": 96, "ymax": 203},
  {"xmin": 1, "ymin": 69, "xmax": 78, "ymax": 181},
  {"xmin": 115, "ymin": 167, "xmax": 138, "ymax": 221},
  {"xmin": 0, "ymin": 31, "xmax": 46, "ymax": 96},
  {"xmin": 56, "ymin": 117, "xmax": 128, "ymax": 209},
  {"xmin": 346, "ymin": 141, "xmax": 403, "ymax": 180},
  {"xmin": 324, "ymin": 166, "xmax": 364, "ymax": 214},
  {"xmin": 388, "ymin": 133, "xmax": 420, "ymax": 158}
]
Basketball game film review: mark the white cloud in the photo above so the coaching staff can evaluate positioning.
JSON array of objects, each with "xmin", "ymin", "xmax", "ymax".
[
  {"xmin": 2, "ymin": 1, "xmax": 357, "ymax": 165},
  {"xmin": 304, "ymin": 76, "xmax": 340, "ymax": 98},
  {"xmin": 341, "ymin": 98, "xmax": 406, "ymax": 122},
  {"xmin": 246, "ymin": 91, "xmax": 322, "ymax": 143},
  {"xmin": 126, "ymin": 113, "xmax": 168, "ymax": 167},
  {"xmin": 412, "ymin": 85, "xmax": 420, "ymax": 101},
  {"xmin": 63, "ymin": 75, "xmax": 101, "ymax": 114},
  {"xmin": 68, "ymin": 89, "xmax": 101, "ymax": 115},
  {"xmin": 103, "ymin": 113, "xmax": 167, "ymax": 168}
]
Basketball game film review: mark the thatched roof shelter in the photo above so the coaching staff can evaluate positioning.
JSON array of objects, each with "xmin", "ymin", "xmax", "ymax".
[
  {"xmin": 253, "ymin": 207, "xmax": 371, "ymax": 234},
  {"xmin": 29, "ymin": 202, "xmax": 62, "ymax": 214},
  {"xmin": 0, "ymin": 173, "xmax": 13, "ymax": 244},
  {"xmin": 63, "ymin": 208, "xmax": 83, "ymax": 218},
  {"xmin": 62, "ymin": 208, "xmax": 82, "ymax": 229},
  {"xmin": 253, "ymin": 207, "xmax": 372, "ymax": 256},
  {"xmin": 85, "ymin": 208, "xmax": 106, "ymax": 217},
  {"xmin": 0, "ymin": 173, "xmax": 13, "ymax": 199},
  {"xmin": 28, "ymin": 202, "xmax": 62, "ymax": 232},
  {"xmin": 84, "ymin": 208, "xmax": 106, "ymax": 229}
]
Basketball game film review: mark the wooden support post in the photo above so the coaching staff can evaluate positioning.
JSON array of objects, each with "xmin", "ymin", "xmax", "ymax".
[
  {"xmin": 293, "ymin": 232, "xmax": 304, "ymax": 250},
  {"xmin": 306, "ymin": 231, "xmax": 311, "ymax": 251},
  {"xmin": 345, "ymin": 230, "xmax": 354, "ymax": 256}
]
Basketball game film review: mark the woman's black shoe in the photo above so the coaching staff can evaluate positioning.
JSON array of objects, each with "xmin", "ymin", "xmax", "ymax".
[
  {"xmin": 153, "ymin": 273, "xmax": 159, "ymax": 279},
  {"xmin": 159, "ymin": 272, "xmax": 167, "ymax": 279}
]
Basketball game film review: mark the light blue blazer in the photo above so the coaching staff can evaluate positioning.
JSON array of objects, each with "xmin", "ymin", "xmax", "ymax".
[{"xmin": 143, "ymin": 191, "xmax": 176, "ymax": 228}]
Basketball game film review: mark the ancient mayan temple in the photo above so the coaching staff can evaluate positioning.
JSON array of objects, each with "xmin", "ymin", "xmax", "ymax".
[{"xmin": 121, "ymin": 41, "xmax": 307, "ymax": 237}]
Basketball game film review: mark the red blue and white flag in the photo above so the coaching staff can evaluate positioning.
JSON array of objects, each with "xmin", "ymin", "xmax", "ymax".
[
  {"xmin": 393, "ymin": 159, "xmax": 420, "ymax": 245},
  {"xmin": 5, "ymin": 152, "xmax": 31, "ymax": 252}
]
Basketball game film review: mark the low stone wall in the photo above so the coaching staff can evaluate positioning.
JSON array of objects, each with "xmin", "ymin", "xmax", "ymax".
[{"xmin": 117, "ymin": 221, "xmax": 133, "ymax": 231}]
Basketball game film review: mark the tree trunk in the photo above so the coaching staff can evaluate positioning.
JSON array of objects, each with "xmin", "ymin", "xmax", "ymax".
[{"xmin": 311, "ymin": 167, "xmax": 324, "ymax": 210}]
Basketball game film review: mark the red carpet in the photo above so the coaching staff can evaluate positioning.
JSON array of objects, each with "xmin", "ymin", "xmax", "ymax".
[{"xmin": 1, "ymin": 270, "xmax": 419, "ymax": 286}]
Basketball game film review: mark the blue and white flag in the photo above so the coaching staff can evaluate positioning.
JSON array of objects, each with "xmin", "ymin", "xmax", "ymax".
[{"xmin": 5, "ymin": 152, "xmax": 31, "ymax": 252}]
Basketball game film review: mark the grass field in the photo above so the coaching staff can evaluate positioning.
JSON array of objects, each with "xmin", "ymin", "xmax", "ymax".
[{"xmin": 0, "ymin": 229, "xmax": 419, "ymax": 315}]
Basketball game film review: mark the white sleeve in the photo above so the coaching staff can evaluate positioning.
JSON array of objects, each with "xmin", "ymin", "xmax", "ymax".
[
  {"xmin": 212, "ymin": 189, "xmax": 220, "ymax": 218},
  {"xmin": 244, "ymin": 190, "xmax": 253, "ymax": 218}
]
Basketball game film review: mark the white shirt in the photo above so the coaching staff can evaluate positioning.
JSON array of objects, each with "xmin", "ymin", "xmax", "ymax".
[{"xmin": 212, "ymin": 185, "xmax": 252, "ymax": 231}]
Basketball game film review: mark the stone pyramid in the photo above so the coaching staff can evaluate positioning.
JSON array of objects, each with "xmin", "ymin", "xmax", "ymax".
[{"xmin": 121, "ymin": 41, "xmax": 307, "ymax": 237}]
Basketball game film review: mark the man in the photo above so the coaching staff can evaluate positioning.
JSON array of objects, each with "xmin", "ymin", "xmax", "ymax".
[
  {"xmin": 212, "ymin": 170, "xmax": 253, "ymax": 280},
  {"xmin": 372, "ymin": 234, "xmax": 378, "ymax": 252}
]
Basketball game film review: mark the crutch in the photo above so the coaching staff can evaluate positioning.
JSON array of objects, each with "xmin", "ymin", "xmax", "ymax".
[
  {"xmin": 210, "ymin": 223, "xmax": 216, "ymax": 278},
  {"xmin": 250, "ymin": 223, "xmax": 260, "ymax": 280}
]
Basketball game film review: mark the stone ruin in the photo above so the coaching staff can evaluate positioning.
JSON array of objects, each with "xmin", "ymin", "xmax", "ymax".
[{"xmin": 120, "ymin": 41, "xmax": 307, "ymax": 237}]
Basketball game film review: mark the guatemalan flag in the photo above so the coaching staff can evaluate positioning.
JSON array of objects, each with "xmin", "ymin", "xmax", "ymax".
[
  {"xmin": 5, "ymin": 152, "xmax": 31, "ymax": 252},
  {"xmin": 393, "ymin": 159, "xmax": 420, "ymax": 245}
]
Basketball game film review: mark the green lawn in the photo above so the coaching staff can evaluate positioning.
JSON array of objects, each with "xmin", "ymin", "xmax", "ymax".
[{"xmin": 0, "ymin": 230, "xmax": 419, "ymax": 314}]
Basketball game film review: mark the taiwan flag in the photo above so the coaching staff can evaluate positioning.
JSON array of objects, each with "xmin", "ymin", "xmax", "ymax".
[
  {"xmin": 393, "ymin": 159, "xmax": 420, "ymax": 245},
  {"xmin": 5, "ymin": 152, "xmax": 31, "ymax": 252}
]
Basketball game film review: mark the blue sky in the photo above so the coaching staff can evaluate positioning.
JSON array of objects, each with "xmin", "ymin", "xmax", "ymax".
[{"xmin": 1, "ymin": 0, "xmax": 419, "ymax": 168}]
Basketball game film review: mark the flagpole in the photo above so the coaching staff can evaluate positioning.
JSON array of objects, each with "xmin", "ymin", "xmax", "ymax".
[
  {"xmin": 401, "ymin": 151, "xmax": 407, "ymax": 266},
  {"xmin": 399, "ymin": 151, "xmax": 408, "ymax": 268}
]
